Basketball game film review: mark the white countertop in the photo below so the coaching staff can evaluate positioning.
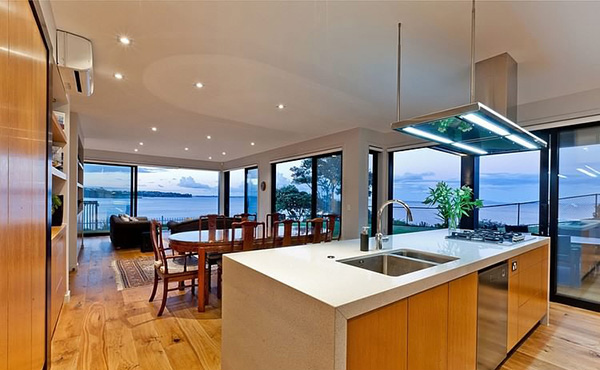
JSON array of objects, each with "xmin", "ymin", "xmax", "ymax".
[{"xmin": 224, "ymin": 229, "xmax": 549, "ymax": 318}]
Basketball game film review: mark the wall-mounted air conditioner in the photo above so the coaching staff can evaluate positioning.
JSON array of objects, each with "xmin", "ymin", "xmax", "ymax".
[{"xmin": 56, "ymin": 30, "xmax": 94, "ymax": 96}]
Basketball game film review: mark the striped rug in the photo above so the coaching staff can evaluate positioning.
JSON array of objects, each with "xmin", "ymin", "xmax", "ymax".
[{"xmin": 111, "ymin": 256, "xmax": 155, "ymax": 290}]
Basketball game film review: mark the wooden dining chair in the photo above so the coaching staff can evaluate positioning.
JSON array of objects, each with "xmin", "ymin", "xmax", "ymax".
[
  {"xmin": 305, "ymin": 218, "xmax": 325, "ymax": 244},
  {"xmin": 322, "ymin": 214, "xmax": 341, "ymax": 242},
  {"xmin": 272, "ymin": 219, "xmax": 302, "ymax": 247},
  {"xmin": 216, "ymin": 221, "xmax": 267, "ymax": 298},
  {"xmin": 266, "ymin": 212, "xmax": 286, "ymax": 237},
  {"xmin": 149, "ymin": 220, "xmax": 198, "ymax": 316}
]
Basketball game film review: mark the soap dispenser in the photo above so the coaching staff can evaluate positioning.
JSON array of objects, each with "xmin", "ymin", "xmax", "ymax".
[{"xmin": 360, "ymin": 226, "xmax": 370, "ymax": 251}]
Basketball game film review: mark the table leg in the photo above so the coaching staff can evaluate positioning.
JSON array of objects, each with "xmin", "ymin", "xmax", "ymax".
[{"xmin": 198, "ymin": 248, "xmax": 206, "ymax": 312}]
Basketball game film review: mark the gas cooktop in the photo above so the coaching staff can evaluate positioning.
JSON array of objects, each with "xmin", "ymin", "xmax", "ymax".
[{"xmin": 447, "ymin": 229, "xmax": 529, "ymax": 245}]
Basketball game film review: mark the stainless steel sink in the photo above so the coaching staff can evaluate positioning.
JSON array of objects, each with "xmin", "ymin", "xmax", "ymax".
[
  {"xmin": 339, "ymin": 249, "xmax": 457, "ymax": 277},
  {"xmin": 340, "ymin": 254, "xmax": 435, "ymax": 277},
  {"xmin": 391, "ymin": 249, "xmax": 458, "ymax": 264}
]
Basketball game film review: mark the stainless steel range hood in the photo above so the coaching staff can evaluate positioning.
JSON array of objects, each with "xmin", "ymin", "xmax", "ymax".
[
  {"xmin": 391, "ymin": 1, "xmax": 547, "ymax": 156},
  {"xmin": 391, "ymin": 101, "xmax": 547, "ymax": 155}
]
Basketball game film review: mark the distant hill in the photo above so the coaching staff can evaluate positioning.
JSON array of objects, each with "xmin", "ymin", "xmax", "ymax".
[{"xmin": 84, "ymin": 187, "xmax": 192, "ymax": 198}]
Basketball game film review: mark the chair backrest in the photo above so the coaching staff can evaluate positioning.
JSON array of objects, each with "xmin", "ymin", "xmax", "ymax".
[
  {"xmin": 272, "ymin": 219, "xmax": 302, "ymax": 247},
  {"xmin": 306, "ymin": 218, "xmax": 325, "ymax": 244},
  {"xmin": 322, "ymin": 214, "xmax": 340, "ymax": 242},
  {"xmin": 232, "ymin": 221, "xmax": 266, "ymax": 251},
  {"xmin": 150, "ymin": 220, "xmax": 169, "ymax": 273},
  {"xmin": 233, "ymin": 213, "xmax": 257, "ymax": 222},
  {"xmin": 266, "ymin": 213, "xmax": 286, "ymax": 236}
]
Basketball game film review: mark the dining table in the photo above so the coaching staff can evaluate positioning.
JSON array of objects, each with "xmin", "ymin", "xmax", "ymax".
[{"xmin": 168, "ymin": 229, "xmax": 241, "ymax": 312}]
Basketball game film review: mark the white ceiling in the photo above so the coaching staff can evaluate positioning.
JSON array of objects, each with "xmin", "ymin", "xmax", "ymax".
[{"xmin": 50, "ymin": 0, "xmax": 600, "ymax": 162}]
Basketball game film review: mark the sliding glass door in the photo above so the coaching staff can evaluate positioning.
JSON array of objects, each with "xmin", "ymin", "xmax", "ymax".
[
  {"xmin": 83, "ymin": 163, "xmax": 135, "ymax": 233},
  {"xmin": 224, "ymin": 167, "xmax": 259, "ymax": 217},
  {"xmin": 246, "ymin": 167, "xmax": 259, "ymax": 215},
  {"xmin": 552, "ymin": 124, "xmax": 600, "ymax": 309}
]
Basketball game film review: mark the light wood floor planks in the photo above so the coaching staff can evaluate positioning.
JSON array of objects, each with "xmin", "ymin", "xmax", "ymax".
[{"xmin": 52, "ymin": 236, "xmax": 600, "ymax": 370}]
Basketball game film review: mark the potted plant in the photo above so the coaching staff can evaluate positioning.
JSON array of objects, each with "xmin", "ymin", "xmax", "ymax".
[
  {"xmin": 51, "ymin": 194, "xmax": 63, "ymax": 227},
  {"xmin": 424, "ymin": 182, "xmax": 483, "ymax": 233}
]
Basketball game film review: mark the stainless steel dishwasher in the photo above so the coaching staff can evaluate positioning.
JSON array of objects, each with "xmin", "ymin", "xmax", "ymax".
[{"xmin": 477, "ymin": 262, "xmax": 508, "ymax": 370}]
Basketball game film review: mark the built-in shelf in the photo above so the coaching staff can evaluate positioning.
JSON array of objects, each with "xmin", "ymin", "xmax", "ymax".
[
  {"xmin": 51, "ymin": 167, "xmax": 67, "ymax": 181},
  {"xmin": 78, "ymin": 161, "xmax": 84, "ymax": 170},
  {"xmin": 51, "ymin": 113, "xmax": 67, "ymax": 147},
  {"xmin": 77, "ymin": 182, "xmax": 83, "ymax": 189},
  {"xmin": 51, "ymin": 224, "xmax": 66, "ymax": 240}
]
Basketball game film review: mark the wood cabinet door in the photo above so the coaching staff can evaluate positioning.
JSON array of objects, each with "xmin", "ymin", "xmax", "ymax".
[
  {"xmin": 448, "ymin": 273, "xmax": 478, "ymax": 370},
  {"xmin": 347, "ymin": 299, "xmax": 408, "ymax": 370},
  {"xmin": 507, "ymin": 268, "xmax": 520, "ymax": 351},
  {"xmin": 407, "ymin": 284, "xmax": 449, "ymax": 370}
]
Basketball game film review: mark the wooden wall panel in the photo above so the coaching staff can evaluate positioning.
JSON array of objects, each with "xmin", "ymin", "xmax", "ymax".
[
  {"xmin": 347, "ymin": 299, "xmax": 407, "ymax": 370},
  {"xmin": 0, "ymin": 1, "xmax": 9, "ymax": 369},
  {"xmin": 2, "ymin": 1, "xmax": 48, "ymax": 369},
  {"xmin": 448, "ymin": 273, "xmax": 478, "ymax": 370},
  {"xmin": 407, "ymin": 284, "xmax": 449, "ymax": 370}
]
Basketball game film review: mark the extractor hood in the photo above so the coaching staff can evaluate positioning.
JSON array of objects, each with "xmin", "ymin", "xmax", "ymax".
[
  {"xmin": 391, "ymin": 102, "xmax": 547, "ymax": 155},
  {"xmin": 390, "ymin": 0, "xmax": 546, "ymax": 156}
]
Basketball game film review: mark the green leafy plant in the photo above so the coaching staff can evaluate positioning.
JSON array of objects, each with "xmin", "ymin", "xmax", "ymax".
[
  {"xmin": 51, "ymin": 195, "xmax": 62, "ymax": 215},
  {"xmin": 423, "ymin": 182, "xmax": 483, "ymax": 230}
]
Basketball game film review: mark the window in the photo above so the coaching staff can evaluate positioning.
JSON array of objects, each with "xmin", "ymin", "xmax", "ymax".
[
  {"xmin": 368, "ymin": 151, "xmax": 379, "ymax": 235},
  {"xmin": 137, "ymin": 166, "xmax": 220, "ymax": 223},
  {"xmin": 246, "ymin": 167, "xmax": 259, "ymax": 215},
  {"xmin": 273, "ymin": 152, "xmax": 342, "ymax": 221},
  {"xmin": 389, "ymin": 148, "xmax": 461, "ymax": 234},
  {"xmin": 479, "ymin": 151, "xmax": 540, "ymax": 231},
  {"xmin": 228, "ymin": 169, "xmax": 245, "ymax": 216},
  {"xmin": 83, "ymin": 163, "xmax": 134, "ymax": 233},
  {"xmin": 224, "ymin": 167, "xmax": 259, "ymax": 217}
]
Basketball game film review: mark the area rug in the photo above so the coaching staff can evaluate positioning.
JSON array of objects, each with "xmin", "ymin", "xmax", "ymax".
[{"xmin": 111, "ymin": 256, "xmax": 155, "ymax": 290}]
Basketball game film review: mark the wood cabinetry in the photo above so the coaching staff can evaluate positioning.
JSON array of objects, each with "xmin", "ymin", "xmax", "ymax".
[
  {"xmin": 507, "ymin": 245, "xmax": 549, "ymax": 352},
  {"xmin": 0, "ymin": 1, "xmax": 48, "ymax": 369},
  {"xmin": 50, "ymin": 226, "xmax": 67, "ymax": 335},
  {"xmin": 347, "ymin": 273, "xmax": 477, "ymax": 370}
]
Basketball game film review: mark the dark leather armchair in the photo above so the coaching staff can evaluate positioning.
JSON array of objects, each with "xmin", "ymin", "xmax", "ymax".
[{"xmin": 109, "ymin": 215, "xmax": 151, "ymax": 249}]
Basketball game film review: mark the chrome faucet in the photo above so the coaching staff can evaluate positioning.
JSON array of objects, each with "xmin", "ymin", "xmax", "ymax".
[{"xmin": 375, "ymin": 199, "xmax": 413, "ymax": 250}]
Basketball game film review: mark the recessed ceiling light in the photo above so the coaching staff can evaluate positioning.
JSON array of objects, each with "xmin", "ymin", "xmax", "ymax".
[
  {"xmin": 277, "ymin": 104, "xmax": 285, "ymax": 110},
  {"xmin": 184, "ymin": 147, "xmax": 189, "ymax": 151},
  {"xmin": 222, "ymin": 152, "xmax": 226, "ymax": 155},
  {"xmin": 118, "ymin": 36, "xmax": 131, "ymax": 45},
  {"xmin": 114, "ymin": 73, "xmax": 124, "ymax": 80},
  {"xmin": 208, "ymin": 156, "xmax": 212, "ymax": 160},
  {"xmin": 250, "ymin": 142, "xmax": 255, "ymax": 146},
  {"xmin": 134, "ymin": 148, "xmax": 138, "ymax": 152},
  {"xmin": 194, "ymin": 82, "xmax": 204, "ymax": 89},
  {"xmin": 206, "ymin": 135, "xmax": 211, "ymax": 139},
  {"xmin": 139, "ymin": 142, "xmax": 144, "ymax": 146},
  {"xmin": 151, "ymin": 127, "xmax": 157, "ymax": 132}
]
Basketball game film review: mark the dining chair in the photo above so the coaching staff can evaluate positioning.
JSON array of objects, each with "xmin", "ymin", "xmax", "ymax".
[
  {"xmin": 272, "ymin": 219, "xmax": 302, "ymax": 247},
  {"xmin": 305, "ymin": 218, "xmax": 325, "ymax": 244},
  {"xmin": 216, "ymin": 221, "xmax": 267, "ymax": 298},
  {"xmin": 149, "ymin": 220, "xmax": 198, "ymax": 316},
  {"xmin": 266, "ymin": 212, "xmax": 286, "ymax": 237},
  {"xmin": 322, "ymin": 214, "xmax": 341, "ymax": 242}
]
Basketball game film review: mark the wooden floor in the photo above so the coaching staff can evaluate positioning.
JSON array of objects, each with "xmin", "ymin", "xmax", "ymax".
[
  {"xmin": 51, "ymin": 236, "xmax": 600, "ymax": 370},
  {"xmin": 557, "ymin": 269, "xmax": 600, "ymax": 304}
]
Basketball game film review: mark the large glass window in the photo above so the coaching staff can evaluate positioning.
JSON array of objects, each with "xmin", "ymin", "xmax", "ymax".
[
  {"xmin": 555, "ymin": 125, "xmax": 600, "ymax": 306},
  {"xmin": 83, "ymin": 163, "xmax": 134, "ymax": 233},
  {"xmin": 390, "ymin": 148, "xmax": 461, "ymax": 234},
  {"xmin": 368, "ymin": 151, "xmax": 379, "ymax": 235},
  {"xmin": 246, "ymin": 167, "xmax": 259, "ymax": 215},
  {"xmin": 228, "ymin": 169, "xmax": 245, "ymax": 216},
  {"xmin": 273, "ymin": 152, "xmax": 342, "ymax": 221},
  {"xmin": 137, "ymin": 166, "xmax": 219, "ymax": 223},
  {"xmin": 479, "ymin": 151, "xmax": 540, "ymax": 232}
]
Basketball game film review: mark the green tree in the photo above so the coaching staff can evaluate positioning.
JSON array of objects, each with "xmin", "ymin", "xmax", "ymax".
[
  {"xmin": 275, "ymin": 185, "xmax": 311, "ymax": 219},
  {"xmin": 290, "ymin": 156, "xmax": 342, "ymax": 214}
]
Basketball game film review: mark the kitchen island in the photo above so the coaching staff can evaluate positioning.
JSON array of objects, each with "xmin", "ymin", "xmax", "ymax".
[{"xmin": 221, "ymin": 229, "xmax": 550, "ymax": 370}]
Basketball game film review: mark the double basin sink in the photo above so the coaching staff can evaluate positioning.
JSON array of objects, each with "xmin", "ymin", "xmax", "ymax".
[{"xmin": 339, "ymin": 249, "xmax": 458, "ymax": 277}]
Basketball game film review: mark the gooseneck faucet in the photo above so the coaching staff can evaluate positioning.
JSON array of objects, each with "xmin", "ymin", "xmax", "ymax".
[{"xmin": 375, "ymin": 199, "xmax": 413, "ymax": 250}]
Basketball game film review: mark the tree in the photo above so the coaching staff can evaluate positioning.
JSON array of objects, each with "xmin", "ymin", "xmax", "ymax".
[
  {"xmin": 275, "ymin": 185, "xmax": 311, "ymax": 220},
  {"xmin": 289, "ymin": 156, "xmax": 342, "ymax": 214}
]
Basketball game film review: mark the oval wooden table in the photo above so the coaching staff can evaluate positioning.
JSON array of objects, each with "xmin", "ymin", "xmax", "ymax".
[{"xmin": 168, "ymin": 230, "xmax": 241, "ymax": 312}]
